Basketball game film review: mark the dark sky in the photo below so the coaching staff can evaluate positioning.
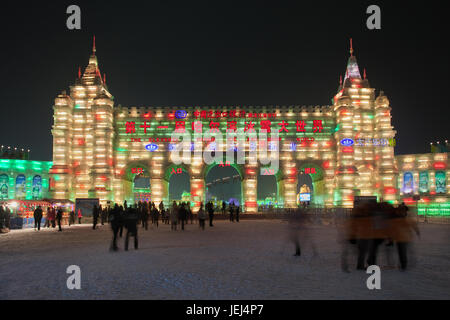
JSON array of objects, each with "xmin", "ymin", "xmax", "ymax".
[{"xmin": 0, "ymin": 1, "xmax": 449, "ymax": 161}]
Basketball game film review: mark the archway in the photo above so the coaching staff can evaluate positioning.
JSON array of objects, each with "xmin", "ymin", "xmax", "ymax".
[
  {"xmin": 121, "ymin": 162, "xmax": 151, "ymax": 205},
  {"xmin": 0, "ymin": 174, "xmax": 9, "ymax": 200},
  {"xmin": 168, "ymin": 171, "xmax": 191, "ymax": 203},
  {"xmin": 32, "ymin": 175, "xmax": 43, "ymax": 200},
  {"xmin": 163, "ymin": 164, "xmax": 191, "ymax": 205},
  {"xmin": 257, "ymin": 165, "xmax": 281, "ymax": 209},
  {"xmin": 15, "ymin": 174, "xmax": 26, "ymax": 200},
  {"xmin": 205, "ymin": 164, "xmax": 243, "ymax": 208},
  {"xmin": 296, "ymin": 163, "xmax": 325, "ymax": 207}
]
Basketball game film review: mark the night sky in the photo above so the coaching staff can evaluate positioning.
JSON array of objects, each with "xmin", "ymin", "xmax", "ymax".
[{"xmin": 1, "ymin": 1, "xmax": 449, "ymax": 162}]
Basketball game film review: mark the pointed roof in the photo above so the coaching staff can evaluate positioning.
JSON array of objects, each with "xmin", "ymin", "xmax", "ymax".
[
  {"xmin": 81, "ymin": 35, "xmax": 103, "ymax": 86},
  {"xmin": 343, "ymin": 38, "xmax": 361, "ymax": 81}
]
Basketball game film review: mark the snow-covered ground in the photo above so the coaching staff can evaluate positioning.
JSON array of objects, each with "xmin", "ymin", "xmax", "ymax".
[{"xmin": 0, "ymin": 220, "xmax": 449, "ymax": 300}]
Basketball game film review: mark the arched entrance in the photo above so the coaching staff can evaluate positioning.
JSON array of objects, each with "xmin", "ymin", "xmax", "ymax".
[
  {"xmin": 204, "ymin": 163, "xmax": 243, "ymax": 208},
  {"xmin": 168, "ymin": 169, "xmax": 191, "ymax": 203},
  {"xmin": 296, "ymin": 162, "xmax": 325, "ymax": 207},
  {"xmin": 257, "ymin": 165, "xmax": 281, "ymax": 209},
  {"xmin": 121, "ymin": 162, "xmax": 151, "ymax": 205}
]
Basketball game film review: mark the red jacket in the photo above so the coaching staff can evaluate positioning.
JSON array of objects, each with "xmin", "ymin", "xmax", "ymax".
[{"xmin": 47, "ymin": 208, "xmax": 56, "ymax": 221}]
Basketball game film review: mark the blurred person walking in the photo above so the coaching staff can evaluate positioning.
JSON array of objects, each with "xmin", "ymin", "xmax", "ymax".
[
  {"xmin": 119, "ymin": 205, "xmax": 125, "ymax": 237},
  {"xmin": 390, "ymin": 203, "xmax": 420, "ymax": 270},
  {"xmin": 178, "ymin": 202, "xmax": 188, "ymax": 231},
  {"xmin": 109, "ymin": 204, "xmax": 122, "ymax": 251},
  {"xmin": 339, "ymin": 209, "xmax": 357, "ymax": 272},
  {"xmin": 287, "ymin": 208, "xmax": 317, "ymax": 258},
  {"xmin": 48, "ymin": 207, "xmax": 56, "ymax": 228},
  {"xmin": 77, "ymin": 208, "xmax": 82, "ymax": 224},
  {"xmin": 187, "ymin": 202, "xmax": 194, "ymax": 224},
  {"xmin": 151, "ymin": 203, "xmax": 159, "ymax": 228},
  {"xmin": 56, "ymin": 207, "xmax": 63, "ymax": 232},
  {"xmin": 124, "ymin": 205, "xmax": 139, "ymax": 251},
  {"xmin": 33, "ymin": 205, "xmax": 43, "ymax": 231},
  {"xmin": 221, "ymin": 201, "xmax": 226, "ymax": 215},
  {"xmin": 207, "ymin": 201, "xmax": 215, "ymax": 227},
  {"xmin": 198, "ymin": 202, "xmax": 207, "ymax": 230},
  {"xmin": 229, "ymin": 202, "xmax": 235, "ymax": 222},
  {"xmin": 366, "ymin": 202, "xmax": 391, "ymax": 267},
  {"xmin": 92, "ymin": 204, "xmax": 100, "ymax": 230},
  {"xmin": 0, "ymin": 206, "xmax": 4, "ymax": 230},
  {"xmin": 142, "ymin": 202, "xmax": 149, "ymax": 230},
  {"xmin": 101, "ymin": 207, "xmax": 107, "ymax": 226},
  {"xmin": 170, "ymin": 201, "xmax": 178, "ymax": 231},
  {"xmin": 69, "ymin": 210, "xmax": 75, "ymax": 226},
  {"xmin": 44, "ymin": 206, "xmax": 51, "ymax": 228}
]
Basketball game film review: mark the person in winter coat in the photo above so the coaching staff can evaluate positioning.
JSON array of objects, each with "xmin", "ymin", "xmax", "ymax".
[
  {"xmin": 124, "ymin": 205, "xmax": 139, "ymax": 250},
  {"xmin": 48, "ymin": 207, "xmax": 56, "ymax": 228},
  {"xmin": 366, "ymin": 202, "xmax": 391, "ymax": 267},
  {"xmin": 207, "ymin": 201, "xmax": 215, "ymax": 227},
  {"xmin": 151, "ymin": 203, "xmax": 159, "ymax": 228},
  {"xmin": 101, "ymin": 207, "xmax": 107, "ymax": 225},
  {"xmin": 161, "ymin": 208, "xmax": 167, "ymax": 224},
  {"xmin": 34, "ymin": 206, "xmax": 43, "ymax": 230},
  {"xmin": 93, "ymin": 205, "xmax": 100, "ymax": 230},
  {"xmin": 350, "ymin": 202, "xmax": 390, "ymax": 270},
  {"xmin": 187, "ymin": 202, "xmax": 194, "ymax": 224},
  {"xmin": 56, "ymin": 207, "xmax": 63, "ymax": 232},
  {"xmin": 197, "ymin": 203, "xmax": 207, "ymax": 230},
  {"xmin": 178, "ymin": 202, "xmax": 188, "ymax": 231},
  {"xmin": 389, "ymin": 205, "xmax": 420, "ymax": 270},
  {"xmin": 109, "ymin": 204, "xmax": 122, "ymax": 251},
  {"xmin": 69, "ymin": 210, "xmax": 75, "ymax": 226},
  {"xmin": 3, "ymin": 206, "xmax": 10, "ymax": 229},
  {"xmin": 44, "ymin": 207, "xmax": 51, "ymax": 228},
  {"xmin": 222, "ymin": 201, "xmax": 226, "ymax": 215},
  {"xmin": 229, "ymin": 202, "xmax": 235, "ymax": 222},
  {"xmin": 170, "ymin": 201, "xmax": 179, "ymax": 231},
  {"xmin": 77, "ymin": 208, "xmax": 82, "ymax": 224},
  {"xmin": 142, "ymin": 202, "xmax": 149, "ymax": 230},
  {"xmin": 0, "ymin": 206, "xmax": 4, "ymax": 229}
]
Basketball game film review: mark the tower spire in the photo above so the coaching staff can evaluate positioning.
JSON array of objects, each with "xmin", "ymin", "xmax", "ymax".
[
  {"xmin": 350, "ymin": 38, "xmax": 353, "ymax": 56},
  {"xmin": 344, "ymin": 39, "xmax": 361, "ymax": 81},
  {"xmin": 93, "ymin": 35, "xmax": 96, "ymax": 54}
]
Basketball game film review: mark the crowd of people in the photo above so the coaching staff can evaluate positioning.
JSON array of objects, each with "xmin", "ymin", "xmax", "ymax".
[
  {"xmin": 0, "ymin": 205, "xmax": 11, "ymax": 230},
  {"xmin": 289, "ymin": 201, "xmax": 420, "ymax": 271},
  {"xmin": 104, "ymin": 200, "xmax": 231, "ymax": 251},
  {"xmin": 32, "ymin": 206, "xmax": 65, "ymax": 231},
  {"xmin": 340, "ymin": 201, "xmax": 420, "ymax": 271},
  {"xmin": 7, "ymin": 197, "xmax": 423, "ymax": 271}
]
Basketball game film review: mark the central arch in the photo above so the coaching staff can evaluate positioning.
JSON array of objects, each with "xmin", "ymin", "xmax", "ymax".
[
  {"xmin": 204, "ymin": 162, "xmax": 243, "ymax": 208},
  {"xmin": 164, "ymin": 164, "xmax": 191, "ymax": 203},
  {"xmin": 257, "ymin": 165, "xmax": 282, "ymax": 210}
]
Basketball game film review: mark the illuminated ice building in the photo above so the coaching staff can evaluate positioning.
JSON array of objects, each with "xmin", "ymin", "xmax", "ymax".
[{"xmin": 48, "ymin": 38, "xmax": 446, "ymax": 213}]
